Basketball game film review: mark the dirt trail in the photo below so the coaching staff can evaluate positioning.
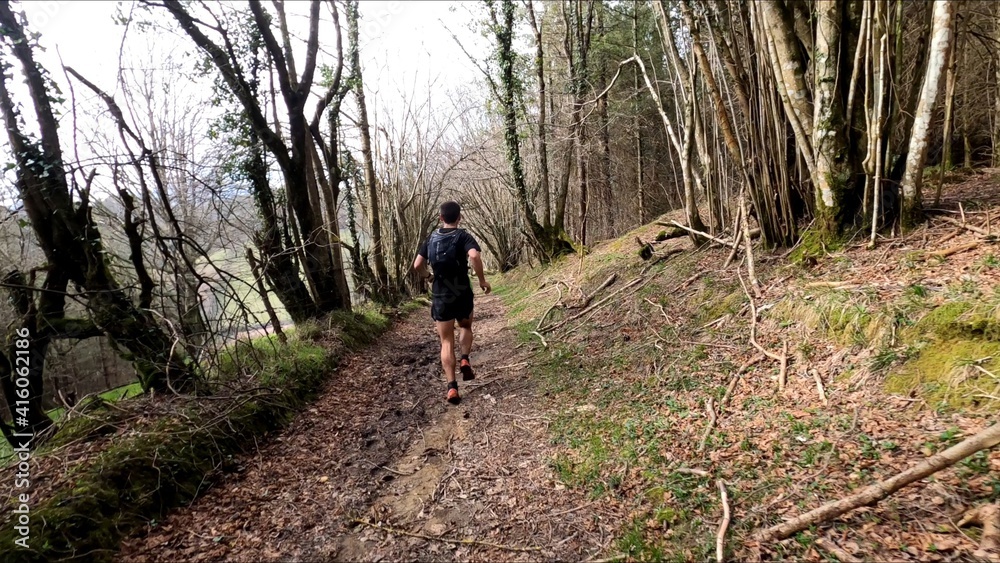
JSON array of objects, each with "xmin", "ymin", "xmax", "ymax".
[{"xmin": 118, "ymin": 295, "xmax": 606, "ymax": 562}]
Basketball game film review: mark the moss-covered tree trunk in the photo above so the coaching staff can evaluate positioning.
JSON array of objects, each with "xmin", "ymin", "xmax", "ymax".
[{"xmin": 490, "ymin": 0, "xmax": 574, "ymax": 259}]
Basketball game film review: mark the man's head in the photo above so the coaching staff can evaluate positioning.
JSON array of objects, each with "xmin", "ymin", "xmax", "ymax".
[{"xmin": 440, "ymin": 201, "xmax": 461, "ymax": 225}]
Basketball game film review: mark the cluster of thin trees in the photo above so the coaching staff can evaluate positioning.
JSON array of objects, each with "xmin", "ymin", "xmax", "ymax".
[
  {"xmin": 475, "ymin": 0, "xmax": 996, "ymax": 263},
  {"xmin": 0, "ymin": 0, "xmax": 997, "ymax": 446}
]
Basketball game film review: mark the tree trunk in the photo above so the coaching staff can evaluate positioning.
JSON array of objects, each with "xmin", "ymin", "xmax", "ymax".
[
  {"xmin": 934, "ymin": 22, "xmax": 959, "ymax": 206},
  {"xmin": 812, "ymin": 0, "xmax": 854, "ymax": 238},
  {"xmin": 527, "ymin": 0, "xmax": 552, "ymax": 229},
  {"xmin": 995, "ymin": 3, "xmax": 1000, "ymax": 167},
  {"xmin": 901, "ymin": 0, "xmax": 956, "ymax": 229},
  {"xmin": 347, "ymin": 0, "xmax": 389, "ymax": 296},
  {"xmin": 633, "ymin": 2, "xmax": 645, "ymax": 224}
]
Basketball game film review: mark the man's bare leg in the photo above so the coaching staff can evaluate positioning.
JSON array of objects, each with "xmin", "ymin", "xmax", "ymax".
[
  {"xmin": 436, "ymin": 320, "xmax": 457, "ymax": 384},
  {"xmin": 437, "ymin": 320, "xmax": 461, "ymax": 403},
  {"xmin": 457, "ymin": 317, "xmax": 475, "ymax": 380},
  {"xmin": 458, "ymin": 317, "xmax": 474, "ymax": 356}
]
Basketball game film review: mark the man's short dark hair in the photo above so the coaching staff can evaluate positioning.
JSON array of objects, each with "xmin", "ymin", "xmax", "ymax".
[{"xmin": 440, "ymin": 201, "xmax": 461, "ymax": 224}]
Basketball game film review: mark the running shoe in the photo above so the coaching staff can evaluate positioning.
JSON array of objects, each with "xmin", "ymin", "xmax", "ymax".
[
  {"xmin": 460, "ymin": 358, "xmax": 475, "ymax": 381},
  {"xmin": 446, "ymin": 387, "xmax": 461, "ymax": 404}
]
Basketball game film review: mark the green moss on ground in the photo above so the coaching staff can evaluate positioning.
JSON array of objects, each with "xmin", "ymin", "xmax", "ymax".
[
  {"xmin": 0, "ymin": 306, "xmax": 396, "ymax": 563},
  {"xmin": 885, "ymin": 293, "xmax": 1000, "ymax": 410},
  {"xmin": 787, "ymin": 227, "xmax": 844, "ymax": 265}
]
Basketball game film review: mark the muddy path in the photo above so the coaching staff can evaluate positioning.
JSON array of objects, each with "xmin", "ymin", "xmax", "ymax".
[{"xmin": 118, "ymin": 295, "xmax": 607, "ymax": 562}]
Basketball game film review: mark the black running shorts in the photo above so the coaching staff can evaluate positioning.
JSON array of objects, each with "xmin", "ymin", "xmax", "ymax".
[{"xmin": 431, "ymin": 289, "xmax": 474, "ymax": 322}]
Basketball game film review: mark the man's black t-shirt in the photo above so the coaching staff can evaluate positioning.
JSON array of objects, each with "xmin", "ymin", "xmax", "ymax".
[{"xmin": 417, "ymin": 228, "xmax": 481, "ymax": 300}]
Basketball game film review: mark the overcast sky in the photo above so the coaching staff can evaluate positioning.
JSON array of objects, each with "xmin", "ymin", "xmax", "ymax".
[
  {"xmin": 1, "ymin": 1, "xmax": 490, "ymax": 204},
  {"xmin": 19, "ymin": 1, "xmax": 486, "ymax": 103}
]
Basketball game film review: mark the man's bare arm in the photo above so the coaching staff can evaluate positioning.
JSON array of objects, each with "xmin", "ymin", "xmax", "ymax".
[
  {"xmin": 413, "ymin": 255, "xmax": 431, "ymax": 281},
  {"xmin": 468, "ymin": 249, "xmax": 492, "ymax": 294}
]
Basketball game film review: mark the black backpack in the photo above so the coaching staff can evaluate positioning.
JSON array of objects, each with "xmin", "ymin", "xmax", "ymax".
[{"xmin": 427, "ymin": 229, "xmax": 463, "ymax": 274}]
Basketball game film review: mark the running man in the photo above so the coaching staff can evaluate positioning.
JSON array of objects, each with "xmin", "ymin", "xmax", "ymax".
[{"xmin": 413, "ymin": 201, "xmax": 492, "ymax": 404}]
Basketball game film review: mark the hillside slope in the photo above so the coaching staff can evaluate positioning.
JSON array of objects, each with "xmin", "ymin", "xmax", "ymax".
[{"xmin": 496, "ymin": 171, "xmax": 1000, "ymax": 561}]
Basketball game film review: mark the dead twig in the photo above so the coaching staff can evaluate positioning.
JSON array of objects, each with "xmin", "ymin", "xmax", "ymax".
[
  {"xmin": 815, "ymin": 537, "xmax": 863, "ymax": 563},
  {"xmin": 672, "ymin": 271, "xmax": 703, "ymax": 293},
  {"xmin": 549, "ymin": 502, "xmax": 595, "ymax": 517},
  {"xmin": 717, "ymin": 479, "xmax": 731, "ymax": 563},
  {"xmin": 668, "ymin": 220, "xmax": 733, "ymax": 247},
  {"xmin": 737, "ymin": 271, "xmax": 785, "ymax": 382},
  {"xmin": 530, "ymin": 331, "xmax": 548, "ymax": 347},
  {"xmin": 720, "ymin": 353, "xmax": 765, "ymax": 411},
  {"xmin": 937, "ymin": 228, "xmax": 962, "ymax": 245},
  {"xmin": 939, "ymin": 214, "xmax": 991, "ymax": 236},
  {"xmin": 576, "ymin": 273, "xmax": 617, "ymax": 309},
  {"xmin": 812, "ymin": 369, "xmax": 829, "ymax": 406},
  {"xmin": 362, "ymin": 460, "xmax": 417, "ymax": 476},
  {"xmin": 351, "ymin": 519, "xmax": 542, "ymax": 552},
  {"xmin": 778, "ymin": 340, "xmax": 788, "ymax": 392},
  {"xmin": 536, "ymin": 284, "xmax": 564, "ymax": 331},
  {"xmin": 644, "ymin": 298, "xmax": 670, "ymax": 323},
  {"xmin": 698, "ymin": 397, "xmax": 717, "ymax": 452},
  {"xmin": 804, "ymin": 281, "xmax": 858, "ymax": 289}
]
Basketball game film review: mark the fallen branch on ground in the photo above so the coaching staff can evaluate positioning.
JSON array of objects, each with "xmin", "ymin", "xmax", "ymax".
[
  {"xmin": 804, "ymin": 281, "xmax": 858, "ymax": 290},
  {"xmin": 645, "ymin": 298, "xmax": 670, "ymax": 323},
  {"xmin": 737, "ymin": 272, "xmax": 786, "ymax": 386},
  {"xmin": 958, "ymin": 503, "xmax": 1000, "ymax": 556},
  {"xmin": 536, "ymin": 284, "xmax": 564, "ymax": 331},
  {"xmin": 542, "ymin": 277, "xmax": 643, "ymax": 333},
  {"xmin": 756, "ymin": 422, "xmax": 1000, "ymax": 542},
  {"xmin": 671, "ymin": 271, "xmax": 703, "ymax": 293},
  {"xmin": 939, "ymin": 215, "xmax": 993, "ymax": 237},
  {"xmin": 927, "ymin": 240, "xmax": 981, "ymax": 260},
  {"xmin": 667, "ymin": 220, "xmax": 733, "ymax": 247},
  {"xmin": 675, "ymin": 467, "xmax": 710, "ymax": 477},
  {"xmin": 352, "ymin": 519, "xmax": 542, "ymax": 552},
  {"xmin": 938, "ymin": 228, "xmax": 962, "ymax": 246},
  {"xmin": 717, "ymin": 479, "xmax": 731, "ymax": 563},
  {"xmin": 650, "ymin": 225, "xmax": 688, "ymax": 240},
  {"xmin": 576, "ymin": 273, "xmax": 617, "ymax": 308},
  {"xmin": 778, "ymin": 340, "xmax": 788, "ymax": 392}
]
